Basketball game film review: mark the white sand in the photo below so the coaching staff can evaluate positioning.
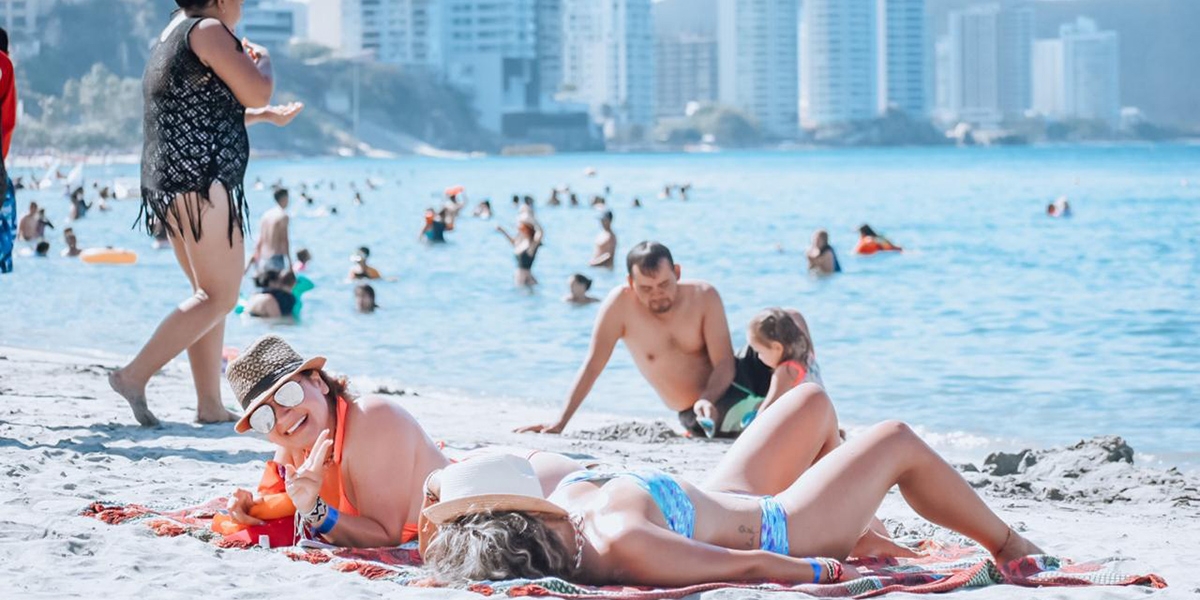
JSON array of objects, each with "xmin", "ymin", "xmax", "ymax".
[{"xmin": 0, "ymin": 345, "xmax": 1194, "ymax": 598}]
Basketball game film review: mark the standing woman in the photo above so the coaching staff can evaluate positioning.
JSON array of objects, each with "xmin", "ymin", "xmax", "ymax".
[
  {"xmin": 109, "ymin": 0, "xmax": 303, "ymax": 426},
  {"xmin": 496, "ymin": 219, "xmax": 544, "ymax": 288}
]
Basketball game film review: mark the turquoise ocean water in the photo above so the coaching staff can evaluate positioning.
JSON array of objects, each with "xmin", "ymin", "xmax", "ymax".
[{"xmin": 3, "ymin": 145, "xmax": 1198, "ymax": 467}]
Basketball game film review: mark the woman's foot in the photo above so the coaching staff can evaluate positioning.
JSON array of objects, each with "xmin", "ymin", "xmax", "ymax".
[
  {"xmin": 849, "ymin": 528, "xmax": 921, "ymax": 559},
  {"xmin": 195, "ymin": 403, "xmax": 239, "ymax": 424},
  {"xmin": 994, "ymin": 527, "xmax": 1045, "ymax": 566},
  {"xmin": 108, "ymin": 369, "xmax": 160, "ymax": 427}
]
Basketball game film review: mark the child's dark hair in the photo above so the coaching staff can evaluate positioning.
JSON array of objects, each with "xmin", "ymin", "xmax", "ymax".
[
  {"xmin": 749, "ymin": 308, "xmax": 811, "ymax": 364},
  {"xmin": 273, "ymin": 188, "xmax": 289, "ymax": 203},
  {"xmin": 571, "ymin": 273, "xmax": 593, "ymax": 290}
]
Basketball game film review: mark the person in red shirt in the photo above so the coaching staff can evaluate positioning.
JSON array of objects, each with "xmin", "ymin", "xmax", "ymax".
[{"xmin": 0, "ymin": 26, "xmax": 20, "ymax": 274}]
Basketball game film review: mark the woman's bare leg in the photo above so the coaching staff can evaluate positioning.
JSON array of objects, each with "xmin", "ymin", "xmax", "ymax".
[
  {"xmin": 109, "ymin": 183, "xmax": 244, "ymax": 426},
  {"xmin": 188, "ymin": 322, "xmax": 237, "ymax": 423},
  {"xmin": 779, "ymin": 420, "xmax": 1043, "ymax": 563},
  {"xmin": 163, "ymin": 220, "xmax": 238, "ymax": 424},
  {"xmin": 703, "ymin": 385, "xmax": 912, "ymax": 557},
  {"xmin": 703, "ymin": 384, "xmax": 840, "ymax": 494}
]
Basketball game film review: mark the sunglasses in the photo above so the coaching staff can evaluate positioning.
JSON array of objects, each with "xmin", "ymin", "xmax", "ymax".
[{"xmin": 248, "ymin": 380, "xmax": 305, "ymax": 434}]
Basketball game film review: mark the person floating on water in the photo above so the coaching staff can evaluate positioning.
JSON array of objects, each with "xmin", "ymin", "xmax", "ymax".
[
  {"xmin": 497, "ymin": 219, "xmax": 543, "ymax": 288},
  {"xmin": 420, "ymin": 208, "xmax": 448, "ymax": 243},
  {"xmin": 517, "ymin": 242, "xmax": 775, "ymax": 438},
  {"xmin": 355, "ymin": 283, "xmax": 378, "ymax": 313},
  {"xmin": 564, "ymin": 273, "xmax": 599, "ymax": 305},
  {"xmin": 806, "ymin": 229, "xmax": 841, "ymax": 274},
  {"xmin": 347, "ymin": 246, "xmax": 381, "ymax": 280},
  {"xmin": 61, "ymin": 227, "xmax": 82, "ymax": 257},
  {"xmin": 245, "ymin": 269, "xmax": 297, "ymax": 318},
  {"xmin": 1047, "ymin": 195, "xmax": 1072, "ymax": 218},
  {"xmin": 472, "ymin": 199, "xmax": 493, "ymax": 219},
  {"xmin": 853, "ymin": 224, "xmax": 902, "ymax": 255},
  {"xmin": 293, "ymin": 248, "xmax": 312, "ymax": 273},
  {"xmin": 589, "ymin": 210, "xmax": 616, "ymax": 269},
  {"xmin": 424, "ymin": 389, "xmax": 1045, "ymax": 587}
]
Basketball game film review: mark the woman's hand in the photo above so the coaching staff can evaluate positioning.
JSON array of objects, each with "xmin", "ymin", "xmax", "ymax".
[
  {"xmin": 242, "ymin": 38, "xmax": 270, "ymax": 63},
  {"xmin": 284, "ymin": 428, "xmax": 333, "ymax": 515},
  {"xmin": 226, "ymin": 487, "xmax": 265, "ymax": 525},
  {"xmin": 264, "ymin": 102, "xmax": 304, "ymax": 127}
]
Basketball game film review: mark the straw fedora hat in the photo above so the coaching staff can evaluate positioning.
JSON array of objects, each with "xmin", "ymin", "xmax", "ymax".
[
  {"xmin": 418, "ymin": 454, "xmax": 567, "ymax": 555},
  {"xmin": 226, "ymin": 334, "xmax": 326, "ymax": 434}
]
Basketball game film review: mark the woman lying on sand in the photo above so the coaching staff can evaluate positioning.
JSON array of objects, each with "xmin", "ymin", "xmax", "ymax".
[
  {"xmin": 221, "ymin": 334, "xmax": 587, "ymax": 547},
  {"xmin": 421, "ymin": 384, "xmax": 1043, "ymax": 586}
]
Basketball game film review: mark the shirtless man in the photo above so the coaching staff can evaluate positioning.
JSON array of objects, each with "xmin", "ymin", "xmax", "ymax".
[
  {"xmin": 247, "ymin": 187, "xmax": 291, "ymax": 275},
  {"xmin": 588, "ymin": 210, "xmax": 616, "ymax": 269},
  {"xmin": 17, "ymin": 201, "xmax": 39, "ymax": 241},
  {"xmin": 517, "ymin": 241, "xmax": 772, "ymax": 437}
]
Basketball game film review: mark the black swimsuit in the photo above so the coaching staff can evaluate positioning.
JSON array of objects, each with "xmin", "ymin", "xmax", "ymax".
[
  {"xmin": 264, "ymin": 288, "xmax": 296, "ymax": 316},
  {"xmin": 139, "ymin": 16, "xmax": 249, "ymax": 245},
  {"xmin": 516, "ymin": 248, "xmax": 537, "ymax": 270}
]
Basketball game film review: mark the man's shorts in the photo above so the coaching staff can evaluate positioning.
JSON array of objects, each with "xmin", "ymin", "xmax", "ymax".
[{"xmin": 677, "ymin": 344, "xmax": 774, "ymax": 438}]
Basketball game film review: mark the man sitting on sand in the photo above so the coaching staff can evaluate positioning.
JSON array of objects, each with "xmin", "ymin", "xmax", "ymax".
[{"xmin": 518, "ymin": 241, "xmax": 773, "ymax": 438}]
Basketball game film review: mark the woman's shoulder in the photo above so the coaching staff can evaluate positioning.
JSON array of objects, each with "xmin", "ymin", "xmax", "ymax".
[{"xmin": 346, "ymin": 395, "xmax": 422, "ymax": 432}]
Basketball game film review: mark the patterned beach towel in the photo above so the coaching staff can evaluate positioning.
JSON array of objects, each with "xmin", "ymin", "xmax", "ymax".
[{"xmin": 83, "ymin": 499, "xmax": 1166, "ymax": 598}]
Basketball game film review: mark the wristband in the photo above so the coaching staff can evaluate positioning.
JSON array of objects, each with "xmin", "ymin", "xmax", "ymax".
[
  {"xmin": 807, "ymin": 558, "xmax": 821, "ymax": 584},
  {"xmin": 315, "ymin": 506, "xmax": 340, "ymax": 535},
  {"xmin": 303, "ymin": 497, "xmax": 329, "ymax": 526}
]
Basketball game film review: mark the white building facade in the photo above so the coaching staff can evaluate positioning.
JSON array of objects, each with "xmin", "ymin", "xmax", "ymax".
[
  {"xmin": 876, "ymin": 0, "xmax": 926, "ymax": 117},
  {"xmin": 1031, "ymin": 39, "xmax": 1064, "ymax": 117},
  {"xmin": 1060, "ymin": 17, "xmax": 1119, "ymax": 124},
  {"xmin": 561, "ymin": 0, "xmax": 655, "ymax": 138},
  {"xmin": 942, "ymin": 3, "xmax": 1032, "ymax": 125},
  {"xmin": 718, "ymin": 0, "xmax": 799, "ymax": 137},
  {"xmin": 800, "ymin": 0, "xmax": 876, "ymax": 128},
  {"xmin": 241, "ymin": 0, "xmax": 309, "ymax": 50}
]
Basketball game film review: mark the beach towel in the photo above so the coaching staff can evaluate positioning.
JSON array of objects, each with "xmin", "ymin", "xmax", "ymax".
[{"xmin": 83, "ymin": 499, "xmax": 1166, "ymax": 598}]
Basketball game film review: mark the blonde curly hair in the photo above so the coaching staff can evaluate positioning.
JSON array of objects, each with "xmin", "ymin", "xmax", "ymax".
[{"xmin": 424, "ymin": 511, "xmax": 577, "ymax": 583}]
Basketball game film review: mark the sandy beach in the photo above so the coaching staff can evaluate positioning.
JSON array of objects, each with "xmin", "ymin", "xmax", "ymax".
[{"xmin": 1, "ymin": 344, "xmax": 1194, "ymax": 598}]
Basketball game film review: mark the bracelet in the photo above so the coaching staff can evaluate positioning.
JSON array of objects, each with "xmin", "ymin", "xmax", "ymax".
[
  {"xmin": 304, "ymin": 497, "xmax": 329, "ymax": 527},
  {"xmin": 315, "ymin": 506, "xmax": 340, "ymax": 535},
  {"xmin": 826, "ymin": 558, "xmax": 843, "ymax": 582},
  {"xmin": 806, "ymin": 558, "xmax": 821, "ymax": 584}
]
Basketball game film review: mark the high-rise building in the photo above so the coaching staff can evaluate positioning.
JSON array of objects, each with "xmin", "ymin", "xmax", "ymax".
[
  {"xmin": 0, "ymin": 0, "xmax": 52, "ymax": 35},
  {"xmin": 1, "ymin": 0, "xmax": 56, "ymax": 57},
  {"xmin": 655, "ymin": 33, "xmax": 717, "ymax": 118},
  {"xmin": 241, "ymin": 0, "xmax": 309, "ymax": 50},
  {"xmin": 1060, "ymin": 17, "xmax": 1119, "ymax": 124},
  {"xmin": 718, "ymin": 0, "xmax": 799, "ymax": 137},
  {"xmin": 877, "ymin": 0, "xmax": 926, "ymax": 117},
  {"xmin": 1031, "ymin": 39, "xmax": 1064, "ymax": 117},
  {"xmin": 800, "ymin": 0, "xmax": 876, "ymax": 128},
  {"xmin": 943, "ymin": 3, "xmax": 1032, "ymax": 125},
  {"xmin": 535, "ymin": 0, "xmax": 563, "ymax": 100},
  {"xmin": 654, "ymin": 0, "xmax": 717, "ymax": 119},
  {"xmin": 561, "ymin": 0, "xmax": 656, "ymax": 137},
  {"xmin": 307, "ymin": 0, "xmax": 441, "ymax": 66},
  {"xmin": 439, "ymin": 0, "xmax": 538, "ymax": 132}
]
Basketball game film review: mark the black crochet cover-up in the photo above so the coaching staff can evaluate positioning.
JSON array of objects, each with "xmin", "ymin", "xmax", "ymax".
[{"xmin": 139, "ymin": 16, "xmax": 250, "ymax": 245}]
